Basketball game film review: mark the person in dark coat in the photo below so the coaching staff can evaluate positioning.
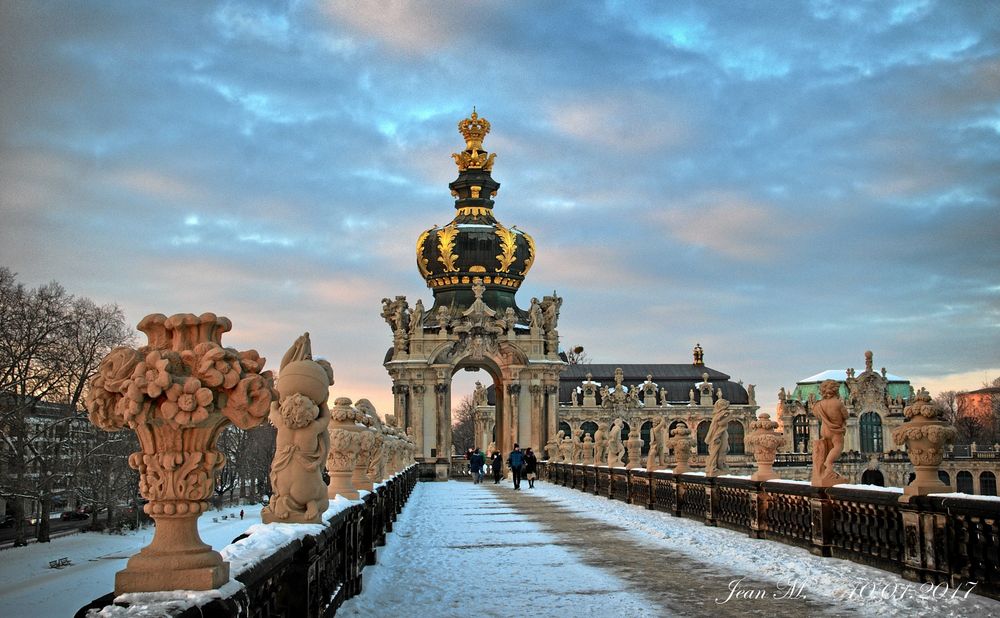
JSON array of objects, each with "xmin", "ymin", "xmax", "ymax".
[
  {"xmin": 507, "ymin": 444, "xmax": 525, "ymax": 490},
  {"xmin": 523, "ymin": 448, "xmax": 538, "ymax": 488},
  {"xmin": 491, "ymin": 451, "xmax": 503, "ymax": 484},
  {"xmin": 470, "ymin": 448, "xmax": 486, "ymax": 484}
]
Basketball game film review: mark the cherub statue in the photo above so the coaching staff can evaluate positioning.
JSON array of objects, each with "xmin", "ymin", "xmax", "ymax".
[
  {"xmin": 704, "ymin": 397, "xmax": 733, "ymax": 477},
  {"xmin": 262, "ymin": 333, "xmax": 333, "ymax": 524},
  {"xmin": 607, "ymin": 418, "xmax": 625, "ymax": 467},
  {"xmin": 592, "ymin": 421, "xmax": 608, "ymax": 465},
  {"xmin": 572, "ymin": 428, "xmax": 584, "ymax": 463},
  {"xmin": 811, "ymin": 379, "xmax": 848, "ymax": 487},
  {"xmin": 647, "ymin": 417, "xmax": 666, "ymax": 470}
]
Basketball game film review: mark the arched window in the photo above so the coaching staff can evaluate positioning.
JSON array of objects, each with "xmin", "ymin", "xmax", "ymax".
[
  {"xmin": 580, "ymin": 421, "xmax": 598, "ymax": 442},
  {"xmin": 859, "ymin": 412, "xmax": 883, "ymax": 453},
  {"xmin": 980, "ymin": 471, "xmax": 997, "ymax": 496},
  {"xmin": 640, "ymin": 420, "xmax": 653, "ymax": 455},
  {"xmin": 792, "ymin": 415, "xmax": 810, "ymax": 452},
  {"xmin": 668, "ymin": 420, "xmax": 687, "ymax": 435},
  {"xmin": 860, "ymin": 469, "xmax": 885, "ymax": 487},
  {"xmin": 620, "ymin": 421, "xmax": 630, "ymax": 443},
  {"xmin": 697, "ymin": 421, "xmax": 710, "ymax": 455},
  {"xmin": 558, "ymin": 421, "xmax": 571, "ymax": 438},
  {"xmin": 727, "ymin": 421, "xmax": 745, "ymax": 455},
  {"xmin": 957, "ymin": 471, "xmax": 974, "ymax": 494},
  {"xmin": 938, "ymin": 470, "xmax": 950, "ymax": 487}
]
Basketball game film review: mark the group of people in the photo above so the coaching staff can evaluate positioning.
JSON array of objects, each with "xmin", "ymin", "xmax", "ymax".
[{"xmin": 466, "ymin": 444, "xmax": 538, "ymax": 489}]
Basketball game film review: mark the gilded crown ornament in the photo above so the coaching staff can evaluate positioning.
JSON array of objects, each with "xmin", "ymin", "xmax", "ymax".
[{"xmin": 452, "ymin": 108, "xmax": 496, "ymax": 172}]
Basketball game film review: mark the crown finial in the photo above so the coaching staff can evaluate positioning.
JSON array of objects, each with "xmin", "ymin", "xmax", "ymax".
[{"xmin": 452, "ymin": 109, "xmax": 496, "ymax": 172}]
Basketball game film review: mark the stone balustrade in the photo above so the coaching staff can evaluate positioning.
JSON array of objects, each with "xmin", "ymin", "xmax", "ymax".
[
  {"xmin": 76, "ymin": 465, "xmax": 418, "ymax": 617},
  {"xmin": 542, "ymin": 461, "xmax": 1000, "ymax": 601}
]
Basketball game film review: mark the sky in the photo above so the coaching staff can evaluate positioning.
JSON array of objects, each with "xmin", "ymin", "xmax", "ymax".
[{"xmin": 1, "ymin": 0, "xmax": 998, "ymax": 418}]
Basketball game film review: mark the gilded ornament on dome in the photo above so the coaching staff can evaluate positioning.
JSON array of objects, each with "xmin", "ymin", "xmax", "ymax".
[
  {"xmin": 495, "ymin": 223, "xmax": 518, "ymax": 273},
  {"xmin": 416, "ymin": 228, "xmax": 432, "ymax": 277},
  {"xmin": 436, "ymin": 225, "xmax": 460, "ymax": 273},
  {"xmin": 451, "ymin": 109, "xmax": 497, "ymax": 172},
  {"xmin": 519, "ymin": 229, "xmax": 535, "ymax": 275}
]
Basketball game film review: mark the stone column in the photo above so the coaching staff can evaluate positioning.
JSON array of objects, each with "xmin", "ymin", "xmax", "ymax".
[
  {"xmin": 392, "ymin": 383, "xmax": 409, "ymax": 435},
  {"xmin": 545, "ymin": 383, "xmax": 559, "ymax": 446},
  {"xmin": 411, "ymin": 384, "xmax": 426, "ymax": 458},
  {"xmin": 435, "ymin": 382, "xmax": 450, "ymax": 460},
  {"xmin": 507, "ymin": 383, "xmax": 521, "ymax": 450},
  {"xmin": 892, "ymin": 388, "xmax": 957, "ymax": 501},
  {"xmin": 530, "ymin": 382, "xmax": 543, "ymax": 452},
  {"xmin": 83, "ymin": 312, "xmax": 275, "ymax": 594}
]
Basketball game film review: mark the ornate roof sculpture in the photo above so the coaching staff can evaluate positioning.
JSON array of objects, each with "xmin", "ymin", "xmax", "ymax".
[{"xmin": 415, "ymin": 109, "xmax": 535, "ymax": 322}]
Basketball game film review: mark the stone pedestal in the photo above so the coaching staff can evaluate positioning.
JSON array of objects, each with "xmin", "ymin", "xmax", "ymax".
[
  {"xmin": 667, "ymin": 427, "xmax": 693, "ymax": 474},
  {"xmin": 625, "ymin": 436, "xmax": 643, "ymax": 470}
]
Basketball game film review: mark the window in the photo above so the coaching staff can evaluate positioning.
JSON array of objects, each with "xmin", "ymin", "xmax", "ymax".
[
  {"xmin": 640, "ymin": 421, "xmax": 652, "ymax": 455},
  {"xmin": 859, "ymin": 412, "xmax": 883, "ymax": 453},
  {"xmin": 727, "ymin": 421, "xmax": 745, "ymax": 455},
  {"xmin": 580, "ymin": 421, "xmax": 597, "ymax": 442},
  {"xmin": 956, "ymin": 471, "xmax": 974, "ymax": 495},
  {"xmin": 793, "ymin": 415, "xmax": 810, "ymax": 452},
  {"xmin": 697, "ymin": 421, "xmax": 710, "ymax": 455},
  {"xmin": 558, "ymin": 421, "xmax": 571, "ymax": 438},
  {"xmin": 938, "ymin": 470, "xmax": 950, "ymax": 486},
  {"xmin": 980, "ymin": 471, "xmax": 997, "ymax": 496}
]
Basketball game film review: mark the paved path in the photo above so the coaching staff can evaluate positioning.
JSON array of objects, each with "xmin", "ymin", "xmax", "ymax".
[{"xmin": 338, "ymin": 480, "xmax": 854, "ymax": 617}]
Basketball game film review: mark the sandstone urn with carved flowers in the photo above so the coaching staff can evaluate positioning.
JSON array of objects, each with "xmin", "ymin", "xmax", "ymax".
[
  {"xmin": 85, "ymin": 313, "xmax": 276, "ymax": 593},
  {"xmin": 666, "ymin": 426, "xmax": 694, "ymax": 474},
  {"xmin": 746, "ymin": 413, "xmax": 784, "ymax": 481},
  {"xmin": 892, "ymin": 388, "xmax": 957, "ymax": 501},
  {"xmin": 327, "ymin": 397, "xmax": 365, "ymax": 499}
]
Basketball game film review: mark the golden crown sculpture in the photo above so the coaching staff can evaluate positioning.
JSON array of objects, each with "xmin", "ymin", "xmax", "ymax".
[{"xmin": 452, "ymin": 108, "xmax": 496, "ymax": 172}]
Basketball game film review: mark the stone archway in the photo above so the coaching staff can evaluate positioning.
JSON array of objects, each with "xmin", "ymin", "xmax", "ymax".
[{"xmin": 381, "ymin": 111, "xmax": 567, "ymax": 479}]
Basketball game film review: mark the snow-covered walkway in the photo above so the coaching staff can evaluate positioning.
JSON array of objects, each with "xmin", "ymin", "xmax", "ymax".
[{"xmin": 339, "ymin": 479, "xmax": 1000, "ymax": 618}]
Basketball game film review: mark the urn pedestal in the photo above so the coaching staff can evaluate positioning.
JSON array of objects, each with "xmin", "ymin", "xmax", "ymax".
[
  {"xmin": 892, "ymin": 389, "xmax": 957, "ymax": 502},
  {"xmin": 747, "ymin": 413, "xmax": 784, "ymax": 482},
  {"xmin": 84, "ymin": 313, "xmax": 275, "ymax": 594}
]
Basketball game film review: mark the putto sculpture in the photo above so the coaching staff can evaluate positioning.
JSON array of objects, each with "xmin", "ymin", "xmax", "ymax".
[
  {"xmin": 85, "ymin": 313, "xmax": 276, "ymax": 593},
  {"xmin": 262, "ymin": 333, "xmax": 333, "ymax": 525},
  {"xmin": 811, "ymin": 379, "xmax": 848, "ymax": 487},
  {"xmin": 607, "ymin": 418, "xmax": 625, "ymax": 467},
  {"xmin": 704, "ymin": 397, "xmax": 733, "ymax": 477}
]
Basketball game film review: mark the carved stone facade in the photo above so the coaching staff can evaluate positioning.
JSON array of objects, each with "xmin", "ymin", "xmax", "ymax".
[
  {"xmin": 778, "ymin": 351, "xmax": 911, "ymax": 455},
  {"xmin": 476, "ymin": 350, "xmax": 759, "ymax": 469},
  {"xmin": 384, "ymin": 111, "xmax": 566, "ymax": 478}
]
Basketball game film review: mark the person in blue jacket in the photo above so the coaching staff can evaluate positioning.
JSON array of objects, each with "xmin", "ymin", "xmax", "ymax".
[
  {"xmin": 507, "ymin": 444, "xmax": 525, "ymax": 490},
  {"xmin": 469, "ymin": 448, "xmax": 486, "ymax": 484}
]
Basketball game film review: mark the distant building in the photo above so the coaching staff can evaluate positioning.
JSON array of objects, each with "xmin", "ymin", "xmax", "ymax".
[
  {"xmin": 778, "ymin": 351, "xmax": 911, "ymax": 455},
  {"xmin": 957, "ymin": 386, "xmax": 1000, "ymax": 422}
]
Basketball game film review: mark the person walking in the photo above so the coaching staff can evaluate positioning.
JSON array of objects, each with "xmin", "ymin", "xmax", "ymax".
[
  {"xmin": 507, "ymin": 443, "xmax": 525, "ymax": 490},
  {"xmin": 470, "ymin": 447, "xmax": 485, "ymax": 484},
  {"xmin": 491, "ymin": 451, "xmax": 503, "ymax": 484},
  {"xmin": 523, "ymin": 447, "xmax": 538, "ymax": 488}
]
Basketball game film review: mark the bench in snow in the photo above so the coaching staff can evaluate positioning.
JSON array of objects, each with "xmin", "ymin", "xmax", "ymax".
[{"xmin": 49, "ymin": 557, "xmax": 72, "ymax": 569}]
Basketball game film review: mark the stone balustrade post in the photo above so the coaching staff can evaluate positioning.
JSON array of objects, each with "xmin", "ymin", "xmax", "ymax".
[
  {"xmin": 352, "ymin": 411, "xmax": 378, "ymax": 493},
  {"xmin": 625, "ymin": 434, "xmax": 644, "ymax": 470},
  {"xmin": 84, "ymin": 313, "xmax": 276, "ymax": 594}
]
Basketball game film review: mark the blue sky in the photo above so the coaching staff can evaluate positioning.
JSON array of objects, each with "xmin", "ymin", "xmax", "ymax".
[{"xmin": 1, "ymin": 1, "xmax": 998, "ymax": 416}]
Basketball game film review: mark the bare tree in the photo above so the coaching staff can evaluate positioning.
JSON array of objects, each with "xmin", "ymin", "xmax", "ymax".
[
  {"xmin": 451, "ymin": 395, "xmax": 476, "ymax": 454},
  {"xmin": 0, "ymin": 268, "xmax": 132, "ymax": 543},
  {"xmin": 565, "ymin": 345, "xmax": 590, "ymax": 365}
]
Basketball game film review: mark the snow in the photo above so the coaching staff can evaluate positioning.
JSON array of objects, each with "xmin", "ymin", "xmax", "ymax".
[
  {"xmin": 800, "ymin": 369, "xmax": 907, "ymax": 383},
  {"xmin": 0, "ymin": 503, "xmax": 262, "ymax": 616},
  {"xmin": 930, "ymin": 492, "xmax": 1000, "ymax": 503},
  {"xmin": 530, "ymin": 482, "xmax": 1000, "ymax": 616},
  {"xmin": 337, "ymin": 481, "xmax": 656, "ymax": 617},
  {"xmin": 836, "ymin": 484, "xmax": 905, "ymax": 494}
]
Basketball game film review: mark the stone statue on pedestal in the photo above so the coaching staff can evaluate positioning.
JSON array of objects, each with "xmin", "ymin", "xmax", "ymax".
[
  {"xmin": 704, "ymin": 397, "xmax": 733, "ymax": 477},
  {"xmin": 811, "ymin": 379, "xmax": 848, "ymax": 487}
]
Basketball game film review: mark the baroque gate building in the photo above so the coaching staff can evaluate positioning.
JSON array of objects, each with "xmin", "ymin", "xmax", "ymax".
[{"xmin": 383, "ymin": 111, "xmax": 566, "ymax": 479}]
